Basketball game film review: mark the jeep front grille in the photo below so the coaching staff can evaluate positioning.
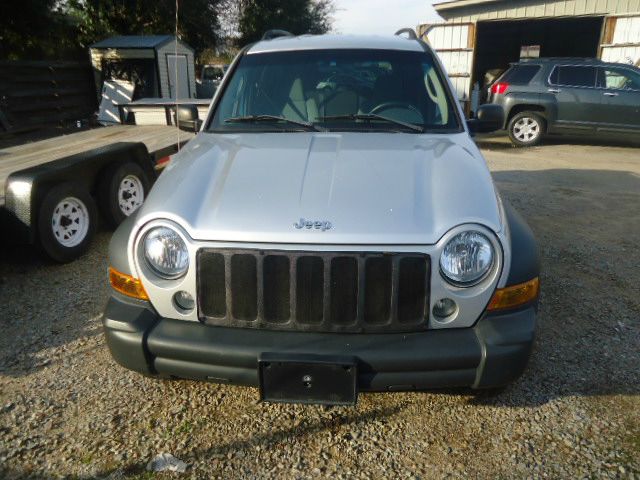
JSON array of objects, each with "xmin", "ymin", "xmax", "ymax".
[{"xmin": 197, "ymin": 249, "xmax": 430, "ymax": 333}]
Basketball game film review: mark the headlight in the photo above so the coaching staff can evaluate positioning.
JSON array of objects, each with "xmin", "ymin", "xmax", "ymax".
[
  {"xmin": 439, "ymin": 231, "xmax": 494, "ymax": 286},
  {"xmin": 143, "ymin": 227, "xmax": 189, "ymax": 279}
]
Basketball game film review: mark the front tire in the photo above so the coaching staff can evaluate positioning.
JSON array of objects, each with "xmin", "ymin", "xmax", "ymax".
[
  {"xmin": 508, "ymin": 112, "xmax": 545, "ymax": 147},
  {"xmin": 37, "ymin": 183, "xmax": 97, "ymax": 263},
  {"xmin": 99, "ymin": 162, "xmax": 149, "ymax": 228}
]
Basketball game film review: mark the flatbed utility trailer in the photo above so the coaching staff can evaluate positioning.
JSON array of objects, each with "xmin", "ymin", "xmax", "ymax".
[{"xmin": 1, "ymin": 125, "xmax": 193, "ymax": 262}]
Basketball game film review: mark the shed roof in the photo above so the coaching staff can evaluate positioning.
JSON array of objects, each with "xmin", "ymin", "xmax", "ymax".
[{"xmin": 90, "ymin": 35, "xmax": 190, "ymax": 50}]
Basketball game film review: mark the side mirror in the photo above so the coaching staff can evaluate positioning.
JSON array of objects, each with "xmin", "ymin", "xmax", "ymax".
[
  {"xmin": 468, "ymin": 104, "xmax": 504, "ymax": 134},
  {"xmin": 175, "ymin": 104, "xmax": 201, "ymax": 133}
]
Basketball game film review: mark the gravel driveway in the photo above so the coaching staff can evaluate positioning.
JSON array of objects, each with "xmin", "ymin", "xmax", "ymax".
[{"xmin": 1, "ymin": 138, "xmax": 638, "ymax": 479}]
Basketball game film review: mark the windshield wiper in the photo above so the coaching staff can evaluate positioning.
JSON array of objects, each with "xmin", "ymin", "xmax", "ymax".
[
  {"xmin": 317, "ymin": 114, "xmax": 424, "ymax": 133},
  {"xmin": 225, "ymin": 115, "xmax": 324, "ymax": 132}
]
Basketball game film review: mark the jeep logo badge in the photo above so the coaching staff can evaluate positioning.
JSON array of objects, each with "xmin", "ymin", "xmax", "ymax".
[{"xmin": 293, "ymin": 218, "xmax": 332, "ymax": 231}]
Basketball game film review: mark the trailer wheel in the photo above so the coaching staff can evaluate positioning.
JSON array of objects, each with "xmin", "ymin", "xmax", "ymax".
[
  {"xmin": 38, "ymin": 183, "xmax": 97, "ymax": 263},
  {"xmin": 99, "ymin": 162, "xmax": 149, "ymax": 227}
]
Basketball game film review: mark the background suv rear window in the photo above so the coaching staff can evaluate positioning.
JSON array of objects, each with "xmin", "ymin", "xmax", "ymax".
[
  {"xmin": 501, "ymin": 65, "xmax": 540, "ymax": 85},
  {"xmin": 552, "ymin": 66, "xmax": 597, "ymax": 87}
]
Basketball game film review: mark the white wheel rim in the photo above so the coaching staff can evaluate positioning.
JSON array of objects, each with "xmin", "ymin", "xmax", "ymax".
[
  {"xmin": 51, "ymin": 197, "xmax": 90, "ymax": 247},
  {"xmin": 118, "ymin": 175, "xmax": 144, "ymax": 216},
  {"xmin": 513, "ymin": 117, "xmax": 540, "ymax": 143}
]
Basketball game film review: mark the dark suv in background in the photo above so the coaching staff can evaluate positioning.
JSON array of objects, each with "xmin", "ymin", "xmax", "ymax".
[{"xmin": 488, "ymin": 58, "xmax": 640, "ymax": 147}]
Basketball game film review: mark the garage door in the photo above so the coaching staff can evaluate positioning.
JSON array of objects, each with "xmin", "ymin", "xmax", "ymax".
[
  {"xmin": 424, "ymin": 23, "xmax": 475, "ymax": 102},
  {"xmin": 600, "ymin": 16, "xmax": 640, "ymax": 66}
]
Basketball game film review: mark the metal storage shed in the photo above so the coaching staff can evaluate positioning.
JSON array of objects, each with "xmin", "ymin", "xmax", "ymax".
[
  {"xmin": 89, "ymin": 35, "xmax": 196, "ymax": 101},
  {"xmin": 419, "ymin": 0, "xmax": 640, "ymax": 111}
]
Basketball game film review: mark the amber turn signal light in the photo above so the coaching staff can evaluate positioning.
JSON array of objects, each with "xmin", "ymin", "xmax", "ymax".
[
  {"xmin": 109, "ymin": 267, "xmax": 149, "ymax": 301},
  {"xmin": 487, "ymin": 277, "xmax": 539, "ymax": 311}
]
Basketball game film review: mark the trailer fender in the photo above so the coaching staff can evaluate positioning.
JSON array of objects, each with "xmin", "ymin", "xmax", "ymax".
[{"xmin": 4, "ymin": 142, "xmax": 155, "ymax": 244}]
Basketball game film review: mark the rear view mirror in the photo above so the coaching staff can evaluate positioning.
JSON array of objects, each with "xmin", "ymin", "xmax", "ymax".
[
  {"xmin": 468, "ymin": 104, "xmax": 504, "ymax": 134},
  {"xmin": 175, "ymin": 105, "xmax": 202, "ymax": 133}
]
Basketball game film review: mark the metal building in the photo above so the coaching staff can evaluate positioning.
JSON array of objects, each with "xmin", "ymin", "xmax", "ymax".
[
  {"xmin": 419, "ymin": 0, "xmax": 640, "ymax": 110},
  {"xmin": 90, "ymin": 35, "xmax": 196, "ymax": 101}
]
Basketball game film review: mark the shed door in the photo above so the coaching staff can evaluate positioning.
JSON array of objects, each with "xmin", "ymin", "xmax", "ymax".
[
  {"xmin": 167, "ymin": 54, "xmax": 190, "ymax": 98},
  {"xmin": 424, "ymin": 23, "xmax": 475, "ymax": 102},
  {"xmin": 600, "ymin": 16, "xmax": 640, "ymax": 66}
]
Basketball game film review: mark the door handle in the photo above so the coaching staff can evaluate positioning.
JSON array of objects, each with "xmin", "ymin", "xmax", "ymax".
[
  {"xmin": 548, "ymin": 88, "xmax": 561, "ymax": 94},
  {"xmin": 603, "ymin": 92, "xmax": 619, "ymax": 97}
]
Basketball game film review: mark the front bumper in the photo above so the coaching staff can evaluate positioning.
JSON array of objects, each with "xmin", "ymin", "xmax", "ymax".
[{"xmin": 103, "ymin": 293, "xmax": 536, "ymax": 391}]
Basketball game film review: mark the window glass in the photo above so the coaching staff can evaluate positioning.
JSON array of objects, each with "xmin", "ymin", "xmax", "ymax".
[
  {"xmin": 602, "ymin": 68, "xmax": 640, "ymax": 90},
  {"xmin": 208, "ymin": 49, "xmax": 460, "ymax": 133},
  {"xmin": 501, "ymin": 65, "xmax": 540, "ymax": 85},
  {"xmin": 203, "ymin": 66, "xmax": 224, "ymax": 80},
  {"xmin": 556, "ymin": 66, "xmax": 597, "ymax": 87}
]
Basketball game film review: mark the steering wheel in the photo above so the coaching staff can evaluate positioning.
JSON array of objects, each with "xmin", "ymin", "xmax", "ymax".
[{"xmin": 370, "ymin": 101, "xmax": 422, "ymax": 116}]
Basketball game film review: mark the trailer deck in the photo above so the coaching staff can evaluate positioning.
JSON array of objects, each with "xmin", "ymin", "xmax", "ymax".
[{"xmin": 0, "ymin": 125, "xmax": 193, "ymax": 206}]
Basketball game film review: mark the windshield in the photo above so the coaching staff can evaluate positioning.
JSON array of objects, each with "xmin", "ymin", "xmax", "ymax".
[{"xmin": 208, "ymin": 49, "xmax": 460, "ymax": 133}]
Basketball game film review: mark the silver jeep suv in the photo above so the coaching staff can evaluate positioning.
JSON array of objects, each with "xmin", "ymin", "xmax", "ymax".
[{"xmin": 103, "ymin": 31, "xmax": 540, "ymax": 405}]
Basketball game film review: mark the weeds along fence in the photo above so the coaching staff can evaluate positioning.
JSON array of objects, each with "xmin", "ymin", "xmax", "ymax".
[{"xmin": 0, "ymin": 61, "xmax": 97, "ymax": 133}]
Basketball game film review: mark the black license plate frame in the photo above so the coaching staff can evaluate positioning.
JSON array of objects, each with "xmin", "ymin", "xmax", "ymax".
[{"xmin": 258, "ymin": 353, "xmax": 358, "ymax": 406}]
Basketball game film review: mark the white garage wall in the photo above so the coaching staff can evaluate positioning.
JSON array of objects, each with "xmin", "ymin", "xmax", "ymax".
[
  {"xmin": 426, "ymin": 24, "xmax": 474, "ymax": 101},
  {"xmin": 601, "ymin": 15, "xmax": 640, "ymax": 65}
]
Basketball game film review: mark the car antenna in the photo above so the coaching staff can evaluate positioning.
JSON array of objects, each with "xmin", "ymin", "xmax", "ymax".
[{"xmin": 174, "ymin": 0, "xmax": 180, "ymax": 151}]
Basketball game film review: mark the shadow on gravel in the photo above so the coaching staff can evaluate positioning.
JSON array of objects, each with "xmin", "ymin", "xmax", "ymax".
[
  {"xmin": 87, "ymin": 403, "xmax": 406, "ymax": 478},
  {"xmin": 0, "ymin": 229, "xmax": 112, "ymax": 378},
  {"xmin": 475, "ymin": 132, "xmax": 640, "ymax": 151},
  {"xmin": 471, "ymin": 168, "xmax": 640, "ymax": 407}
]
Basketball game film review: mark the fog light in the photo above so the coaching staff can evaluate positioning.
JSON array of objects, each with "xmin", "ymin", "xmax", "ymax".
[
  {"xmin": 433, "ymin": 298, "xmax": 457, "ymax": 318},
  {"xmin": 174, "ymin": 291, "xmax": 195, "ymax": 311}
]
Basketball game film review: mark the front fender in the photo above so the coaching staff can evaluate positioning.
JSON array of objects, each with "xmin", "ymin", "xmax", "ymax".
[
  {"xmin": 109, "ymin": 211, "xmax": 140, "ymax": 275},
  {"xmin": 503, "ymin": 201, "xmax": 540, "ymax": 286}
]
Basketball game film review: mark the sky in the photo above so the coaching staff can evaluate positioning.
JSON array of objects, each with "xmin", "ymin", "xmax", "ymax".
[{"xmin": 332, "ymin": 0, "xmax": 444, "ymax": 35}]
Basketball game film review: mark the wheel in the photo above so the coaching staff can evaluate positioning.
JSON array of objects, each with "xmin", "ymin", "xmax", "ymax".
[
  {"xmin": 37, "ymin": 183, "xmax": 97, "ymax": 263},
  {"xmin": 508, "ymin": 112, "xmax": 545, "ymax": 147},
  {"xmin": 98, "ymin": 162, "xmax": 149, "ymax": 227}
]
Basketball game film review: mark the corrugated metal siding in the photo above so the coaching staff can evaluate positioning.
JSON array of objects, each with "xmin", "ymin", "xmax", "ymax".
[
  {"xmin": 612, "ymin": 15, "xmax": 640, "ymax": 43},
  {"xmin": 601, "ymin": 15, "xmax": 640, "ymax": 64},
  {"xmin": 426, "ymin": 24, "xmax": 474, "ymax": 100},
  {"xmin": 429, "ymin": 24, "xmax": 470, "ymax": 48},
  {"xmin": 601, "ymin": 44, "xmax": 640, "ymax": 62},
  {"xmin": 157, "ymin": 41, "xmax": 196, "ymax": 98},
  {"xmin": 439, "ymin": 0, "xmax": 640, "ymax": 22}
]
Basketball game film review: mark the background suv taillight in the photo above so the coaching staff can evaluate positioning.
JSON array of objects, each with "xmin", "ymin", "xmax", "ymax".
[{"xmin": 491, "ymin": 82, "xmax": 510, "ymax": 95}]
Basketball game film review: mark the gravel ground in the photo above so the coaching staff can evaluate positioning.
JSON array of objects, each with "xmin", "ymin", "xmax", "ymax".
[{"xmin": 1, "ymin": 136, "xmax": 639, "ymax": 479}]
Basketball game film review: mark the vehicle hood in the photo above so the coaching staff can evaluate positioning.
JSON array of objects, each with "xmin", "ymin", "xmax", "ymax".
[{"xmin": 137, "ymin": 132, "xmax": 502, "ymax": 245}]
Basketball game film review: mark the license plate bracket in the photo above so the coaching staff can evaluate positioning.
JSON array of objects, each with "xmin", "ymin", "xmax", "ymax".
[{"xmin": 258, "ymin": 353, "xmax": 357, "ymax": 406}]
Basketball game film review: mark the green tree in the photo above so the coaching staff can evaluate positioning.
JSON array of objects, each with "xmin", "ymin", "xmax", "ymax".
[
  {"xmin": 238, "ymin": 0, "xmax": 334, "ymax": 46},
  {"xmin": 0, "ymin": 0, "xmax": 82, "ymax": 59},
  {"xmin": 65, "ymin": 0, "xmax": 224, "ymax": 58},
  {"xmin": 0, "ymin": 0, "xmax": 226, "ymax": 60}
]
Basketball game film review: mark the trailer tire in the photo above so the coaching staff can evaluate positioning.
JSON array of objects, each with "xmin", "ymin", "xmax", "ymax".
[
  {"xmin": 99, "ymin": 162, "xmax": 149, "ymax": 228},
  {"xmin": 38, "ymin": 183, "xmax": 97, "ymax": 263}
]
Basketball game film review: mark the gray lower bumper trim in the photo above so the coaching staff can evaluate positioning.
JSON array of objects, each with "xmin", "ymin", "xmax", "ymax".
[{"xmin": 102, "ymin": 295, "xmax": 536, "ymax": 390}]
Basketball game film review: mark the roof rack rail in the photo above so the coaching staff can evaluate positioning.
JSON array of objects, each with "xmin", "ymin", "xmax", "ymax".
[
  {"xmin": 395, "ymin": 28, "xmax": 418, "ymax": 40},
  {"xmin": 262, "ymin": 30, "xmax": 294, "ymax": 41}
]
